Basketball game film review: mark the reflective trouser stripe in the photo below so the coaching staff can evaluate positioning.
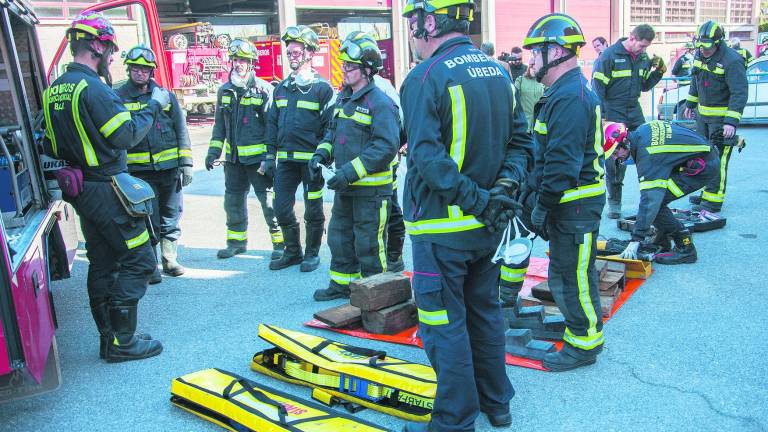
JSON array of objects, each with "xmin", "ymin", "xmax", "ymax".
[
  {"xmin": 270, "ymin": 231, "xmax": 284, "ymax": 243},
  {"xmin": 418, "ymin": 308, "xmax": 449, "ymax": 326},
  {"xmin": 639, "ymin": 179, "xmax": 684, "ymax": 197},
  {"xmin": 500, "ymin": 265, "xmax": 527, "ymax": 283},
  {"xmin": 72, "ymin": 80, "xmax": 99, "ymax": 166},
  {"xmin": 563, "ymin": 231, "xmax": 604, "ymax": 350},
  {"xmin": 227, "ymin": 230, "xmax": 247, "ymax": 241},
  {"xmin": 125, "ymin": 230, "xmax": 150, "ymax": 249},
  {"xmin": 330, "ymin": 271, "xmax": 361, "ymax": 285},
  {"xmin": 702, "ymin": 145, "xmax": 731, "ymax": 204},
  {"xmin": 377, "ymin": 199, "xmax": 388, "ymax": 272},
  {"xmin": 307, "ymin": 190, "xmax": 323, "ymax": 200}
]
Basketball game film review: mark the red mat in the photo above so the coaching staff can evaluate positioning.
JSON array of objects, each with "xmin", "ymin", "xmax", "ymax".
[{"xmin": 304, "ymin": 257, "xmax": 647, "ymax": 371}]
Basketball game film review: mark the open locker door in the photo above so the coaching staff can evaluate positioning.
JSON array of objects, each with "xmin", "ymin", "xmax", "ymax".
[{"xmin": 46, "ymin": 0, "xmax": 169, "ymax": 88}]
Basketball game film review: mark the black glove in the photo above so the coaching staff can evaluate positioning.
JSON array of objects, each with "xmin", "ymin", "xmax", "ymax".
[
  {"xmin": 477, "ymin": 193, "xmax": 522, "ymax": 232},
  {"xmin": 308, "ymin": 154, "xmax": 324, "ymax": 182},
  {"xmin": 492, "ymin": 178, "xmax": 520, "ymax": 198},
  {"xmin": 530, "ymin": 204, "xmax": 549, "ymax": 241},
  {"xmin": 327, "ymin": 171, "xmax": 350, "ymax": 191},
  {"xmin": 261, "ymin": 159, "xmax": 276, "ymax": 178},
  {"xmin": 205, "ymin": 154, "xmax": 216, "ymax": 171}
]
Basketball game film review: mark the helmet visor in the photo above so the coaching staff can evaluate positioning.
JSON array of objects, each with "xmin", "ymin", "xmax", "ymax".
[
  {"xmin": 284, "ymin": 26, "xmax": 302, "ymax": 40},
  {"xmin": 340, "ymin": 39, "xmax": 362, "ymax": 61},
  {"xmin": 126, "ymin": 47, "xmax": 156, "ymax": 64}
]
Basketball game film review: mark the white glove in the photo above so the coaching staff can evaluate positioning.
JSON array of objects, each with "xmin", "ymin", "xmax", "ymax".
[
  {"xmin": 619, "ymin": 241, "xmax": 640, "ymax": 260},
  {"xmin": 181, "ymin": 166, "xmax": 193, "ymax": 187},
  {"xmin": 151, "ymin": 87, "xmax": 171, "ymax": 108}
]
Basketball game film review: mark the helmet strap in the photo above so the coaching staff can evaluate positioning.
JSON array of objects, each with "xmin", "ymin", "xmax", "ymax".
[
  {"xmin": 95, "ymin": 42, "xmax": 114, "ymax": 87},
  {"xmin": 535, "ymin": 44, "xmax": 575, "ymax": 82},
  {"xmin": 413, "ymin": 11, "xmax": 430, "ymax": 42}
]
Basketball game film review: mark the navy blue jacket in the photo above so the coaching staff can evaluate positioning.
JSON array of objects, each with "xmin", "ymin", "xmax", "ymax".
[{"xmin": 685, "ymin": 45, "xmax": 748, "ymax": 127}]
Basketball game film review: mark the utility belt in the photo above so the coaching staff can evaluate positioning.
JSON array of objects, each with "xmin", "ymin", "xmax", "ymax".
[{"xmin": 251, "ymin": 324, "xmax": 436, "ymax": 422}]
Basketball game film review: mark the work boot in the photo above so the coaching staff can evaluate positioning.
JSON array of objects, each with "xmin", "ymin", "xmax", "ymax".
[
  {"xmin": 386, "ymin": 230, "xmax": 406, "ymax": 273},
  {"xmin": 105, "ymin": 301, "xmax": 163, "ymax": 363},
  {"xmin": 270, "ymin": 230, "xmax": 285, "ymax": 261},
  {"xmin": 482, "ymin": 410, "xmax": 513, "ymax": 428},
  {"xmin": 654, "ymin": 229, "xmax": 697, "ymax": 265},
  {"xmin": 90, "ymin": 299, "xmax": 151, "ymax": 359},
  {"xmin": 217, "ymin": 243, "xmax": 246, "ymax": 259},
  {"xmin": 270, "ymin": 224, "xmax": 303, "ymax": 270},
  {"xmin": 149, "ymin": 245, "xmax": 162, "ymax": 284},
  {"xmin": 607, "ymin": 200, "xmax": 622, "ymax": 219},
  {"xmin": 689, "ymin": 194, "xmax": 702, "ymax": 205},
  {"xmin": 648, "ymin": 231, "xmax": 671, "ymax": 253},
  {"xmin": 543, "ymin": 343, "xmax": 602, "ymax": 372},
  {"xmin": 402, "ymin": 422, "xmax": 431, "ymax": 432},
  {"xmin": 387, "ymin": 258, "xmax": 405, "ymax": 273},
  {"xmin": 313, "ymin": 283, "xmax": 351, "ymax": 301},
  {"xmin": 300, "ymin": 224, "xmax": 323, "ymax": 272},
  {"xmin": 161, "ymin": 238, "xmax": 185, "ymax": 276}
]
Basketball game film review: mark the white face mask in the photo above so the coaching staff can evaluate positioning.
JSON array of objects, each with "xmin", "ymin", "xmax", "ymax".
[
  {"xmin": 294, "ymin": 68, "xmax": 316, "ymax": 86},
  {"xmin": 231, "ymin": 70, "xmax": 252, "ymax": 88},
  {"xmin": 492, "ymin": 217, "xmax": 535, "ymax": 265}
]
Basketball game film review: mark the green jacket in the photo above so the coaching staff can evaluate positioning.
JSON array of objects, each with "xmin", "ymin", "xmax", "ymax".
[{"xmin": 514, "ymin": 75, "xmax": 545, "ymax": 133}]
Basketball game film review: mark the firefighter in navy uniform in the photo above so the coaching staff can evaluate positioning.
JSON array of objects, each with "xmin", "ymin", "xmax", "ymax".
[
  {"xmin": 400, "ymin": 0, "xmax": 533, "ymax": 430},
  {"xmin": 310, "ymin": 33, "xmax": 400, "ymax": 301},
  {"xmin": 117, "ymin": 45, "xmax": 192, "ymax": 281},
  {"xmin": 592, "ymin": 24, "xmax": 665, "ymax": 219},
  {"xmin": 522, "ymin": 14, "xmax": 606, "ymax": 371},
  {"xmin": 604, "ymin": 121, "xmax": 720, "ymax": 265},
  {"xmin": 267, "ymin": 26, "xmax": 335, "ymax": 272},
  {"xmin": 43, "ymin": 12, "xmax": 164, "ymax": 362},
  {"xmin": 730, "ymin": 37, "xmax": 753, "ymax": 65},
  {"xmin": 205, "ymin": 39, "xmax": 282, "ymax": 260},
  {"xmin": 671, "ymin": 42, "xmax": 695, "ymax": 83},
  {"xmin": 685, "ymin": 21, "xmax": 748, "ymax": 214}
]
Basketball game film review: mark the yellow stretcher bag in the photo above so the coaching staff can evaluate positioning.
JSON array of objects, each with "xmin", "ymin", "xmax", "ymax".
[
  {"xmin": 251, "ymin": 324, "xmax": 436, "ymax": 422},
  {"xmin": 171, "ymin": 368, "xmax": 391, "ymax": 432}
]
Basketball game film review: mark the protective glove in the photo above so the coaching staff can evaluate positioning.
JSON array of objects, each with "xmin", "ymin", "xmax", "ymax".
[
  {"xmin": 181, "ymin": 166, "xmax": 193, "ymax": 187},
  {"xmin": 150, "ymin": 87, "xmax": 171, "ymax": 108},
  {"xmin": 492, "ymin": 178, "xmax": 520, "ymax": 198},
  {"xmin": 308, "ymin": 154, "xmax": 324, "ymax": 182},
  {"xmin": 327, "ymin": 171, "xmax": 350, "ymax": 191},
  {"xmin": 477, "ymin": 193, "xmax": 523, "ymax": 233},
  {"xmin": 652, "ymin": 55, "xmax": 667, "ymax": 74},
  {"xmin": 620, "ymin": 241, "xmax": 640, "ymax": 260},
  {"xmin": 260, "ymin": 159, "xmax": 276, "ymax": 178},
  {"xmin": 530, "ymin": 204, "xmax": 549, "ymax": 241},
  {"xmin": 205, "ymin": 154, "xmax": 216, "ymax": 171}
]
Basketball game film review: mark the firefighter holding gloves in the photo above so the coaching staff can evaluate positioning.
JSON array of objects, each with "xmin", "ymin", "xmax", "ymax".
[{"xmin": 308, "ymin": 32, "xmax": 400, "ymax": 301}]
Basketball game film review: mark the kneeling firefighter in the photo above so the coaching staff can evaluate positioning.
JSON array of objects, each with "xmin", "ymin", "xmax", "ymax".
[
  {"xmin": 206, "ymin": 39, "xmax": 282, "ymax": 260},
  {"xmin": 604, "ymin": 121, "xmax": 720, "ymax": 264},
  {"xmin": 44, "ymin": 12, "xmax": 165, "ymax": 361},
  {"xmin": 310, "ymin": 32, "xmax": 400, "ymax": 301},
  {"xmin": 523, "ymin": 13, "xmax": 606, "ymax": 371},
  {"xmin": 117, "ymin": 45, "xmax": 193, "ymax": 281}
]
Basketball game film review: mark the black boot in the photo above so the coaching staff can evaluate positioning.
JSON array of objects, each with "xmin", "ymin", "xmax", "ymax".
[
  {"xmin": 91, "ymin": 299, "xmax": 152, "ymax": 359},
  {"xmin": 105, "ymin": 301, "xmax": 162, "ymax": 363},
  {"xmin": 386, "ymin": 231, "xmax": 406, "ymax": 273},
  {"xmin": 270, "ymin": 230, "xmax": 285, "ymax": 261},
  {"xmin": 689, "ymin": 194, "xmax": 702, "ymax": 205},
  {"xmin": 313, "ymin": 282, "xmax": 351, "ymax": 301},
  {"xmin": 543, "ymin": 343, "xmax": 602, "ymax": 372},
  {"xmin": 300, "ymin": 224, "xmax": 323, "ymax": 273},
  {"xmin": 217, "ymin": 243, "xmax": 246, "ymax": 259},
  {"xmin": 648, "ymin": 230, "xmax": 672, "ymax": 253},
  {"xmin": 270, "ymin": 224, "xmax": 303, "ymax": 270},
  {"xmin": 654, "ymin": 229, "xmax": 697, "ymax": 265}
]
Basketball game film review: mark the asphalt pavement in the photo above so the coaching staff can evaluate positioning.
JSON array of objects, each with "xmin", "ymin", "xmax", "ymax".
[{"xmin": 1, "ymin": 124, "xmax": 766, "ymax": 432}]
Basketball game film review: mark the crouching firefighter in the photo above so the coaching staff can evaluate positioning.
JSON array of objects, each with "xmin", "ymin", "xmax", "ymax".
[
  {"xmin": 43, "ymin": 12, "xmax": 165, "ymax": 361},
  {"xmin": 267, "ymin": 26, "xmax": 336, "ymax": 272},
  {"xmin": 604, "ymin": 121, "xmax": 720, "ymax": 264},
  {"xmin": 523, "ymin": 13, "xmax": 606, "ymax": 371},
  {"xmin": 117, "ymin": 45, "xmax": 192, "ymax": 281},
  {"xmin": 309, "ymin": 32, "xmax": 400, "ymax": 301},
  {"xmin": 206, "ymin": 39, "xmax": 282, "ymax": 260},
  {"xmin": 400, "ymin": 0, "xmax": 533, "ymax": 429}
]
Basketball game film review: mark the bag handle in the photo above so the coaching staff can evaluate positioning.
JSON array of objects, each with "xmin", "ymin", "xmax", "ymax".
[{"xmin": 222, "ymin": 377, "xmax": 288, "ymax": 424}]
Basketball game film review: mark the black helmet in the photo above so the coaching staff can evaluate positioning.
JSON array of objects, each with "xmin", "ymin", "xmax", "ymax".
[
  {"xmin": 523, "ymin": 13, "xmax": 586, "ymax": 51},
  {"xmin": 696, "ymin": 20, "xmax": 724, "ymax": 49},
  {"xmin": 124, "ymin": 45, "xmax": 157, "ymax": 68},
  {"xmin": 228, "ymin": 38, "xmax": 258, "ymax": 61},
  {"xmin": 339, "ymin": 31, "xmax": 383, "ymax": 75}
]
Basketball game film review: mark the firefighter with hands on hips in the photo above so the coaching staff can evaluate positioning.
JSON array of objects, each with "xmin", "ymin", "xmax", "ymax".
[
  {"xmin": 205, "ymin": 39, "xmax": 282, "ymax": 260},
  {"xmin": 685, "ymin": 21, "xmax": 748, "ymax": 214},
  {"xmin": 522, "ymin": 13, "xmax": 606, "ymax": 371},
  {"xmin": 266, "ymin": 26, "xmax": 336, "ymax": 272},
  {"xmin": 605, "ymin": 121, "xmax": 720, "ymax": 265},
  {"xmin": 117, "ymin": 45, "xmax": 192, "ymax": 282},
  {"xmin": 43, "ymin": 12, "xmax": 167, "ymax": 362},
  {"xmin": 400, "ymin": 0, "xmax": 533, "ymax": 429},
  {"xmin": 671, "ymin": 42, "xmax": 696, "ymax": 83},
  {"xmin": 309, "ymin": 32, "xmax": 400, "ymax": 301},
  {"xmin": 592, "ymin": 24, "xmax": 665, "ymax": 219}
]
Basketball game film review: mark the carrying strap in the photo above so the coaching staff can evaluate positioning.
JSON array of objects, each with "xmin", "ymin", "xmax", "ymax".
[
  {"xmin": 222, "ymin": 377, "xmax": 288, "ymax": 425},
  {"xmin": 311, "ymin": 339, "xmax": 387, "ymax": 365}
]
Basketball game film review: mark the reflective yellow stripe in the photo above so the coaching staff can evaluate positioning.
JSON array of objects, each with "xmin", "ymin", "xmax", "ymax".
[
  {"xmin": 592, "ymin": 71, "xmax": 610, "ymax": 85},
  {"xmin": 275, "ymin": 99, "xmax": 288, "ymax": 108},
  {"xmin": 352, "ymin": 170, "xmax": 392, "ymax": 186},
  {"xmin": 563, "ymin": 231, "xmax": 603, "ymax": 350},
  {"xmin": 725, "ymin": 110, "xmax": 742, "ymax": 120},
  {"xmin": 406, "ymin": 215, "xmax": 484, "ymax": 235},
  {"xmin": 237, "ymin": 144, "xmax": 267, "ymax": 156},
  {"xmin": 500, "ymin": 266, "xmax": 527, "ymax": 283},
  {"xmin": 564, "ymin": 327, "xmax": 604, "ymax": 350},
  {"xmin": 270, "ymin": 231, "xmax": 284, "ymax": 243},
  {"xmin": 351, "ymin": 157, "xmax": 367, "ymax": 179},
  {"xmin": 534, "ymin": 119, "xmax": 547, "ymax": 135},
  {"xmin": 277, "ymin": 151, "xmax": 314, "ymax": 161},
  {"xmin": 125, "ymin": 229, "xmax": 150, "ymax": 249},
  {"xmin": 224, "ymin": 142, "xmax": 232, "ymax": 155},
  {"xmin": 240, "ymin": 97, "xmax": 264, "ymax": 106},
  {"xmin": 448, "ymin": 85, "xmax": 467, "ymax": 171},
  {"xmin": 152, "ymin": 148, "xmax": 178, "ymax": 163},
  {"xmin": 687, "ymin": 95, "xmax": 699, "ymax": 103},
  {"xmin": 42, "ymin": 88, "xmax": 58, "ymax": 157},
  {"xmin": 693, "ymin": 60, "xmax": 724, "ymax": 74},
  {"xmin": 559, "ymin": 181, "xmax": 605, "ymax": 203},
  {"xmin": 307, "ymin": 190, "xmax": 323, "ymax": 200},
  {"xmin": 124, "ymin": 102, "xmax": 143, "ymax": 111},
  {"xmin": 611, "ymin": 69, "xmax": 631, "ymax": 78},
  {"xmin": 72, "ymin": 80, "xmax": 98, "ymax": 166},
  {"xmin": 701, "ymin": 191, "xmax": 724, "ymax": 203},
  {"xmin": 330, "ymin": 271, "xmax": 361, "ymax": 285},
  {"xmin": 702, "ymin": 145, "xmax": 731, "ymax": 204},
  {"xmin": 318, "ymin": 142, "xmax": 333, "ymax": 154},
  {"xmin": 297, "ymin": 100, "xmax": 320, "ymax": 110},
  {"xmin": 179, "ymin": 149, "xmax": 192, "ymax": 158},
  {"xmin": 227, "ymin": 230, "xmax": 247, "ymax": 241},
  {"xmin": 127, "ymin": 152, "xmax": 151, "ymax": 164},
  {"xmin": 698, "ymin": 105, "xmax": 728, "ymax": 117},
  {"xmin": 645, "ymin": 144, "xmax": 711, "ymax": 155},
  {"xmin": 378, "ymin": 199, "xmax": 388, "ymax": 271},
  {"xmin": 221, "ymin": 96, "xmax": 231, "ymax": 104},
  {"xmin": 667, "ymin": 179, "xmax": 684, "ymax": 197},
  {"xmin": 209, "ymin": 140, "xmax": 224, "ymax": 149},
  {"xmin": 338, "ymin": 110, "xmax": 373, "ymax": 125},
  {"xmin": 639, "ymin": 179, "xmax": 684, "ymax": 197},
  {"xmin": 592, "ymin": 106, "xmax": 605, "ymax": 182},
  {"xmin": 418, "ymin": 308, "xmax": 449, "ymax": 326}
]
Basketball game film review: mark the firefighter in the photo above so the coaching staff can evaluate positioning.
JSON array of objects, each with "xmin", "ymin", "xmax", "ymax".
[
  {"xmin": 117, "ymin": 45, "xmax": 192, "ymax": 281},
  {"xmin": 266, "ymin": 26, "xmax": 335, "ymax": 272},
  {"xmin": 400, "ymin": 0, "xmax": 533, "ymax": 429},
  {"xmin": 671, "ymin": 42, "xmax": 695, "ymax": 82},
  {"xmin": 309, "ymin": 32, "xmax": 400, "ymax": 301},
  {"xmin": 685, "ymin": 21, "xmax": 748, "ymax": 214},
  {"xmin": 522, "ymin": 13, "xmax": 606, "ymax": 371},
  {"xmin": 43, "ymin": 12, "xmax": 165, "ymax": 361},
  {"xmin": 604, "ymin": 121, "xmax": 720, "ymax": 265},
  {"xmin": 205, "ymin": 39, "xmax": 282, "ymax": 260},
  {"xmin": 592, "ymin": 24, "xmax": 665, "ymax": 219},
  {"xmin": 730, "ymin": 37, "xmax": 753, "ymax": 65}
]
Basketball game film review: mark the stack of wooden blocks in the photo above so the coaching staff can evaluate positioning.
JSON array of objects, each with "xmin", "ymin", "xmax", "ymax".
[{"xmin": 313, "ymin": 273, "xmax": 417, "ymax": 335}]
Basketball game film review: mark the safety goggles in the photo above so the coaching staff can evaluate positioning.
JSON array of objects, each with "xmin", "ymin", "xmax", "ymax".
[
  {"xmin": 284, "ymin": 26, "xmax": 302, "ymax": 39},
  {"xmin": 228, "ymin": 40, "xmax": 253, "ymax": 58},
  {"xmin": 696, "ymin": 38, "xmax": 715, "ymax": 49},
  {"xmin": 126, "ymin": 46, "xmax": 156, "ymax": 64}
]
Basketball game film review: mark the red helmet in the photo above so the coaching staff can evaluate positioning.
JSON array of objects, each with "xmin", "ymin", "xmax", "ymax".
[
  {"xmin": 68, "ymin": 12, "xmax": 118, "ymax": 49},
  {"xmin": 603, "ymin": 122, "xmax": 628, "ymax": 157}
]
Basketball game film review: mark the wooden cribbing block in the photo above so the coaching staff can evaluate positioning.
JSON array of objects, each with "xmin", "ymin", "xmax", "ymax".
[
  {"xmin": 531, "ymin": 281, "xmax": 554, "ymax": 302},
  {"xmin": 595, "ymin": 259, "xmax": 609, "ymax": 280},
  {"xmin": 314, "ymin": 304, "xmax": 362, "ymax": 328},
  {"xmin": 599, "ymin": 271, "xmax": 625, "ymax": 293},
  {"xmin": 350, "ymin": 272, "xmax": 412, "ymax": 311},
  {"xmin": 362, "ymin": 301, "xmax": 417, "ymax": 335}
]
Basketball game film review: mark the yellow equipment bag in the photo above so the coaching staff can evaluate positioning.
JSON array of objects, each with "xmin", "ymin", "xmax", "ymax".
[
  {"xmin": 171, "ymin": 368, "xmax": 391, "ymax": 432},
  {"xmin": 251, "ymin": 324, "xmax": 436, "ymax": 422}
]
